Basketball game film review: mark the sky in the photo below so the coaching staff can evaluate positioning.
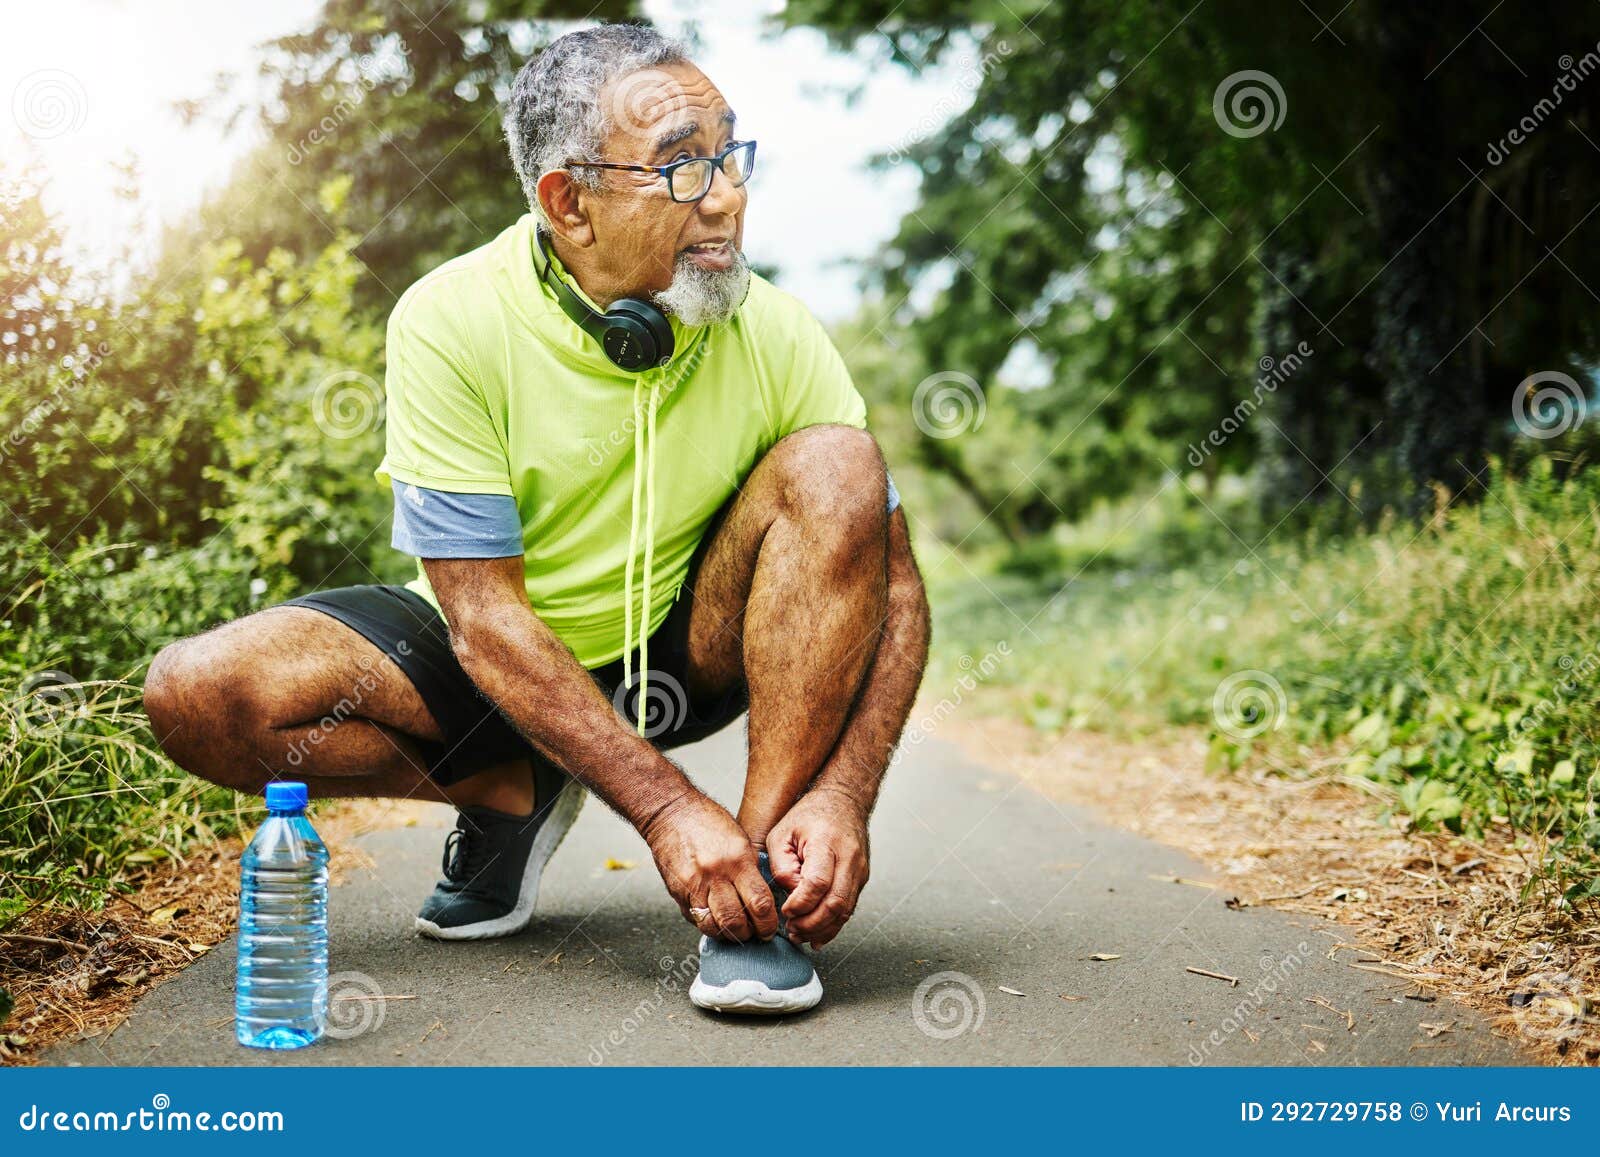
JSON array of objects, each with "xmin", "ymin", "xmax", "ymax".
[{"xmin": 1, "ymin": 0, "xmax": 983, "ymax": 320}]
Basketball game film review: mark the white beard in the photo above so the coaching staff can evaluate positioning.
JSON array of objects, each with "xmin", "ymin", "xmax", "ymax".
[{"xmin": 651, "ymin": 247, "xmax": 752, "ymax": 326}]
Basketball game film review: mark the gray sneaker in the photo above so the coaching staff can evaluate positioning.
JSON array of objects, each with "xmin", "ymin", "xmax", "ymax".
[
  {"xmin": 414, "ymin": 762, "xmax": 585, "ymax": 940},
  {"xmin": 689, "ymin": 852, "xmax": 823, "ymax": 1015}
]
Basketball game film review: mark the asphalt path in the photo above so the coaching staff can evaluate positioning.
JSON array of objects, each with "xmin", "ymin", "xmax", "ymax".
[{"xmin": 47, "ymin": 728, "xmax": 1522, "ymax": 1066}]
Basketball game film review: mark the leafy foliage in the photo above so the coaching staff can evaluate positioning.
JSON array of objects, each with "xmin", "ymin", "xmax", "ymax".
[
  {"xmin": 929, "ymin": 458, "xmax": 1600, "ymax": 905},
  {"xmin": 1, "ymin": 173, "xmax": 399, "ymax": 914},
  {"xmin": 183, "ymin": 0, "xmax": 643, "ymax": 309},
  {"xmin": 783, "ymin": 0, "xmax": 1600, "ymax": 522}
]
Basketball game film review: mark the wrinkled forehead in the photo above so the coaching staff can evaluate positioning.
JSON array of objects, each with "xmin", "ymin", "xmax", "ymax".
[{"xmin": 600, "ymin": 61, "xmax": 736, "ymax": 159}]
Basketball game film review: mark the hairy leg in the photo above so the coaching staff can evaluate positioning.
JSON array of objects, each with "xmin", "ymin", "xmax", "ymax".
[
  {"xmin": 143, "ymin": 607, "xmax": 531, "ymax": 812},
  {"xmin": 686, "ymin": 424, "xmax": 889, "ymax": 844}
]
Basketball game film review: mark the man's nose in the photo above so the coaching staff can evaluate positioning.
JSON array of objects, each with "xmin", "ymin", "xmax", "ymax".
[{"xmin": 697, "ymin": 161, "xmax": 744, "ymax": 217}]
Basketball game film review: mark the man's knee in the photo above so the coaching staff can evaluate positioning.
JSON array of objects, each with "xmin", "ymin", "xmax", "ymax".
[
  {"xmin": 142, "ymin": 640, "xmax": 194, "ymax": 745},
  {"xmin": 761, "ymin": 424, "xmax": 888, "ymax": 543},
  {"xmin": 143, "ymin": 635, "xmax": 265, "ymax": 788}
]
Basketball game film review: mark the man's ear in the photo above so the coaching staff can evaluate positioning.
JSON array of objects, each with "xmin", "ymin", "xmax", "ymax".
[{"xmin": 536, "ymin": 170, "xmax": 595, "ymax": 247}]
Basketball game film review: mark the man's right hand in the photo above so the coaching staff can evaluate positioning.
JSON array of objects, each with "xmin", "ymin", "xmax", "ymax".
[
  {"xmin": 424, "ymin": 557, "xmax": 775, "ymax": 942},
  {"xmin": 642, "ymin": 791, "xmax": 778, "ymax": 943}
]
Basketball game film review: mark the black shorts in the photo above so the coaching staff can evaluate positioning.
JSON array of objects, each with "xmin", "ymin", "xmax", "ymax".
[{"xmin": 280, "ymin": 566, "xmax": 747, "ymax": 787}]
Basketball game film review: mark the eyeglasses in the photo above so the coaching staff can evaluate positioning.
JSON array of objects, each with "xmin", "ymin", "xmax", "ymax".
[{"xmin": 567, "ymin": 139, "xmax": 757, "ymax": 204}]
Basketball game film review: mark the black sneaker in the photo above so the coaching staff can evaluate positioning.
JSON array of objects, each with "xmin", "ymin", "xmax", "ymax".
[{"xmin": 414, "ymin": 763, "xmax": 585, "ymax": 940}]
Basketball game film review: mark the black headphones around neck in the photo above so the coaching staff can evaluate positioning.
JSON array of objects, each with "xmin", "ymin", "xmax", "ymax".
[{"xmin": 534, "ymin": 226, "xmax": 674, "ymax": 372}]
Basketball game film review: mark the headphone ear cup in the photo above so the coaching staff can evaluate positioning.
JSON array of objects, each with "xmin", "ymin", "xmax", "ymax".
[
  {"xmin": 598, "ymin": 315, "xmax": 656, "ymax": 371},
  {"xmin": 606, "ymin": 298, "xmax": 675, "ymax": 370}
]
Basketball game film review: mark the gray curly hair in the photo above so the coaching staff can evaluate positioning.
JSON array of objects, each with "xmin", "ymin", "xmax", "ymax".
[{"xmin": 504, "ymin": 24, "xmax": 690, "ymax": 223}]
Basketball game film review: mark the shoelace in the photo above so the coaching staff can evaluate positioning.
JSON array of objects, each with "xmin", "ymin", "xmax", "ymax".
[
  {"xmin": 622, "ymin": 371, "xmax": 662, "ymax": 737},
  {"xmin": 760, "ymin": 857, "xmax": 792, "ymax": 937},
  {"xmin": 440, "ymin": 823, "xmax": 492, "ymax": 884}
]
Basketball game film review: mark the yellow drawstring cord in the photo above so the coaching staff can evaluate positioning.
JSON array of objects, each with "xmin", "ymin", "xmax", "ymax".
[
  {"xmin": 622, "ymin": 373, "xmax": 662, "ymax": 737},
  {"xmin": 641, "ymin": 376, "xmax": 659, "ymax": 735}
]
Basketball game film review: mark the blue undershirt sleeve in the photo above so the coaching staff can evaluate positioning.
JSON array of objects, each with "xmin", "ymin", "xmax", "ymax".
[
  {"xmin": 390, "ymin": 481, "xmax": 523, "ymax": 558},
  {"xmin": 395, "ymin": 475, "xmax": 890, "ymax": 560}
]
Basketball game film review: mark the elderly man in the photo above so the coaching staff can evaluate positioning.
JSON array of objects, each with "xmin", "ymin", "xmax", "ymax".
[{"xmin": 143, "ymin": 23, "xmax": 930, "ymax": 1016}]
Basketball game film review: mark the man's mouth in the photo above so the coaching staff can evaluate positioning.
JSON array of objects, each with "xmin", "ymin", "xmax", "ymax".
[{"xmin": 681, "ymin": 239, "xmax": 735, "ymax": 270}]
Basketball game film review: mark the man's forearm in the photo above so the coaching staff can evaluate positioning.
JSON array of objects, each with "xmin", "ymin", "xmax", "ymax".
[
  {"xmin": 808, "ymin": 511, "xmax": 931, "ymax": 813},
  {"xmin": 440, "ymin": 575, "xmax": 700, "ymax": 834}
]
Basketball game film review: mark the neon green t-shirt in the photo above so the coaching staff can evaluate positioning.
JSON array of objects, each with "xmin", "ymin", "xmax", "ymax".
[{"xmin": 377, "ymin": 213, "xmax": 868, "ymax": 669}]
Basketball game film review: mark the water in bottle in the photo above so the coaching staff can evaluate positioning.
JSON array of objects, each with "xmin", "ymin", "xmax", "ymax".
[{"xmin": 236, "ymin": 780, "xmax": 329, "ymax": 1049}]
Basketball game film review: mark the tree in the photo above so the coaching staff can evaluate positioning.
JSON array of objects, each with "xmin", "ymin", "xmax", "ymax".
[
  {"xmin": 780, "ymin": 0, "xmax": 1600, "ymax": 526},
  {"xmin": 177, "ymin": 0, "xmax": 644, "ymax": 311}
]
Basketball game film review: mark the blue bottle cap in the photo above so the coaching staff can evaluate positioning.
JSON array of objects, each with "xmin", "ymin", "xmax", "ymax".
[{"xmin": 264, "ymin": 781, "xmax": 309, "ymax": 812}]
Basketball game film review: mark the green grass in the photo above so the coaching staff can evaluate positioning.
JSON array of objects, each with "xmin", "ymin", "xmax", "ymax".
[
  {"xmin": 0, "ymin": 678, "xmax": 256, "ymax": 926},
  {"xmin": 921, "ymin": 457, "xmax": 1600, "ymax": 906}
]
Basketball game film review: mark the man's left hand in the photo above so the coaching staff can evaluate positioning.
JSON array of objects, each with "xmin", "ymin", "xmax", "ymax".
[{"xmin": 766, "ymin": 787, "xmax": 871, "ymax": 947}]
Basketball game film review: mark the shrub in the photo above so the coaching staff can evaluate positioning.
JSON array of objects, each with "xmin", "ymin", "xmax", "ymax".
[
  {"xmin": 1, "ymin": 177, "xmax": 394, "ymax": 915},
  {"xmin": 930, "ymin": 458, "xmax": 1600, "ymax": 904}
]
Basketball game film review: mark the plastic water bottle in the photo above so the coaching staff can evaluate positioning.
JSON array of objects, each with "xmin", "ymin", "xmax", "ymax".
[{"xmin": 236, "ymin": 781, "xmax": 329, "ymax": 1049}]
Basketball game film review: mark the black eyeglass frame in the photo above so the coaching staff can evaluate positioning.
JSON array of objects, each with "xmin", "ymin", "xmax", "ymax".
[{"xmin": 566, "ymin": 139, "xmax": 758, "ymax": 204}]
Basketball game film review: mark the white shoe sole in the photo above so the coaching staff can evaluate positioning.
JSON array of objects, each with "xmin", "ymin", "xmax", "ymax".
[
  {"xmin": 689, "ymin": 971, "xmax": 824, "ymax": 1015},
  {"xmin": 414, "ymin": 780, "xmax": 586, "ymax": 941}
]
